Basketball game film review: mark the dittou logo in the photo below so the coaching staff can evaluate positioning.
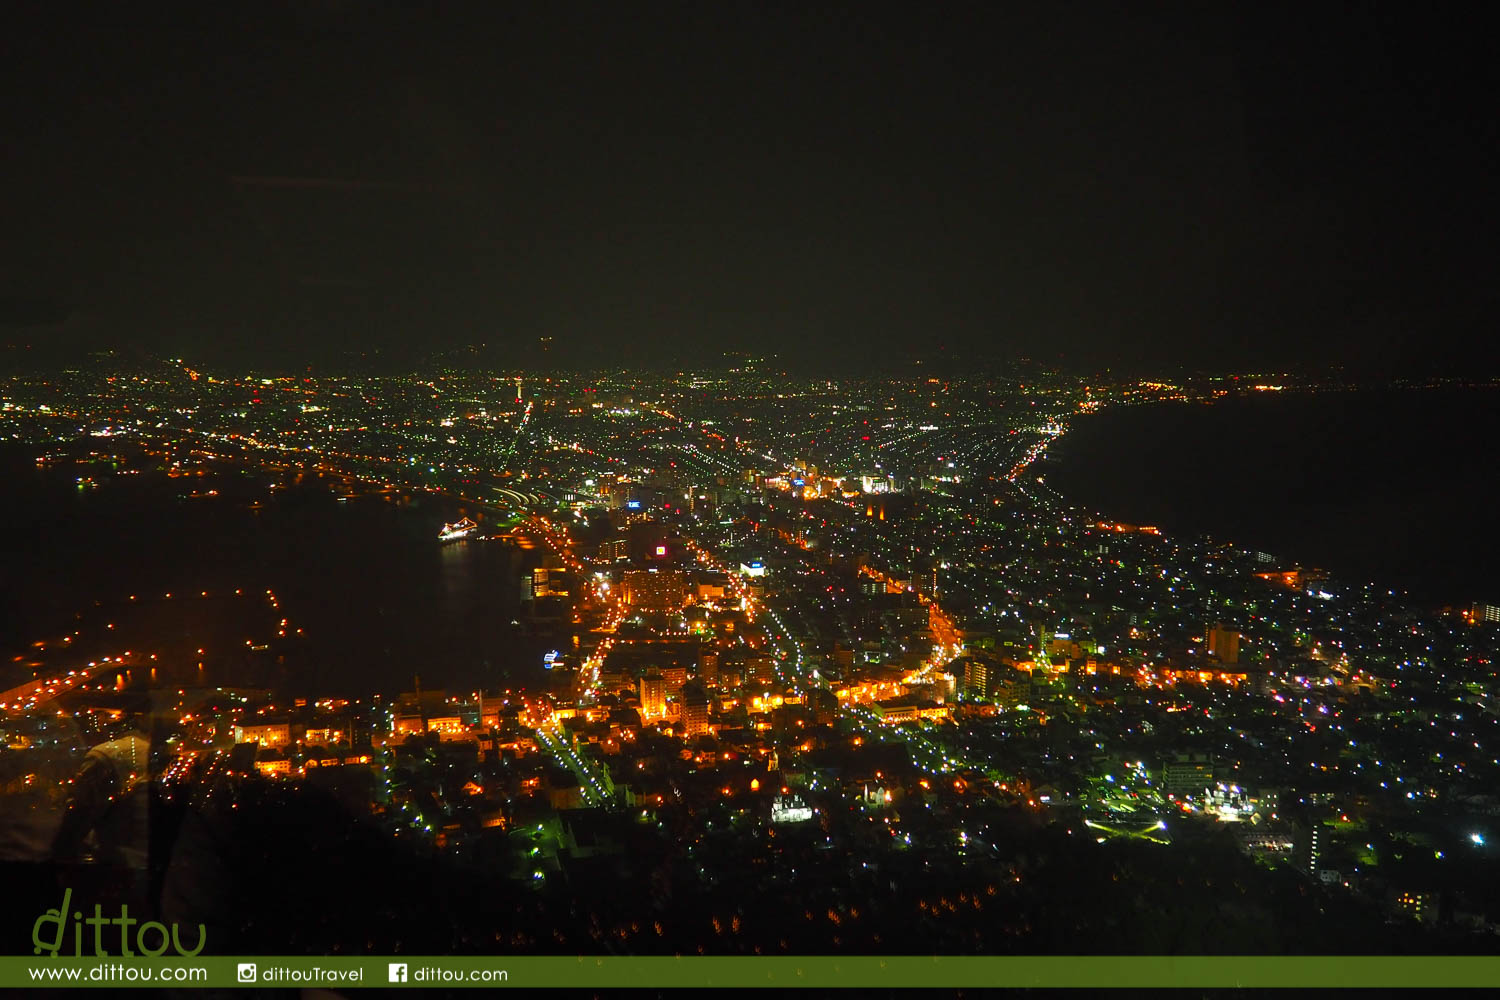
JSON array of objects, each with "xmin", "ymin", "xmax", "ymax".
[{"xmin": 32, "ymin": 890, "xmax": 207, "ymax": 957}]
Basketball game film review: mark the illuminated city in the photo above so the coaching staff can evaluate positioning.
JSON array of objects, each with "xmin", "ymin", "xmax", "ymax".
[
  {"xmin": 2, "ymin": 359, "xmax": 1497, "ymax": 956},
  {"xmin": 2, "ymin": 2, "xmax": 1498, "ymax": 981}
]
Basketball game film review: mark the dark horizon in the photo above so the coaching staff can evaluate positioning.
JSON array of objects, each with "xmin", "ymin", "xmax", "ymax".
[
  {"xmin": 11, "ymin": 341, "xmax": 1499, "ymax": 382},
  {"xmin": 4, "ymin": 4, "xmax": 1498, "ymax": 377}
]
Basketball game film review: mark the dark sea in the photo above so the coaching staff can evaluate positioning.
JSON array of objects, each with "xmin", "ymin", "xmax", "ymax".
[
  {"xmin": 0, "ymin": 448, "xmax": 553, "ymax": 697},
  {"xmin": 1045, "ymin": 387, "xmax": 1500, "ymax": 608}
]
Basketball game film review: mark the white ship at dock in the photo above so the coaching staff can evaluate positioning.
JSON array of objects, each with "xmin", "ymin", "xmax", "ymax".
[{"xmin": 438, "ymin": 517, "xmax": 479, "ymax": 542}]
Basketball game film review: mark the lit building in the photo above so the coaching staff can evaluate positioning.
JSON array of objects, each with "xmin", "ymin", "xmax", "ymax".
[
  {"xmin": 392, "ymin": 713, "xmax": 470, "ymax": 740},
  {"xmin": 745, "ymin": 654, "xmax": 776, "ymax": 684},
  {"xmin": 1161, "ymin": 753, "xmax": 1214, "ymax": 795},
  {"xmin": 1254, "ymin": 567, "xmax": 1327, "ymax": 591},
  {"xmin": 426, "ymin": 716, "xmax": 467, "ymax": 739},
  {"xmin": 872, "ymin": 700, "xmax": 917, "ymax": 723},
  {"xmin": 771, "ymin": 794, "xmax": 814, "ymax": 824},
  {"xmin": 523, "ymin": 567, "xmax": 568, "ymax": 600},
  {"xmin": 622, "ymin": 569, "xmax": 690, "ymax": 612},
  {"xmin": 961, "ymin": 658, "xmax": 991, "ymax": 698},
  {"xmin": 717, "ymin": 661, "xmax": 743, "ymax": 689},
  {"xmin": 235, "ymin": 723, "xmax": 290, "ymax": 746},
  {"xmin": 479, "ymin": 695, "xmax": 512, "ymax": 730},
  {"xmin": 639, "ymin": 671, "xmax": 666, "ymax": 720},
  {"xmin": 1207, "ymin": 625, "xmax": 1241, "ymax": 665},
  {"xmin": 990, "ymin": 677, "xmax": 1026, "ymax": 707},
  {"xmin": 1392, "ymin": 890, "xmax": 1437, "ymax": 925},
  {"xmin": 1149, "ymin": 666, "xmax": 1248, "ymax": 688},
  {"xmin": 392, "ymin": 713, "xmax": 425, "ymax": 738}
]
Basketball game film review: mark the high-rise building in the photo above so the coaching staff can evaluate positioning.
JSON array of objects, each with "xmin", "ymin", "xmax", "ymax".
[
  {"xmin": 991, "ymin": 675, "xmax": 1026, "ymax": 708},
  {"xmin": 639, "ymin": 672, "xmax": 666, "ymax": 720},
  {"xmin": 1161, "ymin": 753, "xmax": 1214, "ymax": 796},
  {"xmin": 661, "ymin": 665, "xmax": 688, "ymax": 692},
  {"xmin": 528, "ymin": 567, "xmax": 568, "ymax": 599},
  {"xmin": 808, "ymin": 688, "xmax": 838, "ymax": 726},
  {"xmin": 681, "ymin": 683, "xmax": 711, "ymax": 738},
  {"xmin": 698, "ymin": 651, "xmax": 719, "ymax": 685},
  {"xmin": 961, "ymin": 657, "xmax": 991, "ymax": 698},
  {"xmin": 1207, "ymin": 625, "xmax": 1241, "ymax": 665},
  {"xmin": 622, "ymin": 568, "xmax": 689, "ymax": 612},
  {"xmin": 746, "ymin": 654, "xmax": 776, "ymax": 684}
]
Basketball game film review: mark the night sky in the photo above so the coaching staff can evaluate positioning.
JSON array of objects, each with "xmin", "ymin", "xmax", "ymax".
[{"xmin": 3, "ymin": 3, "xmax": 1496, "ymax": 373}]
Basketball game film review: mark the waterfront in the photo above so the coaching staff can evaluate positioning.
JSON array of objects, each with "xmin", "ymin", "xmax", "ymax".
[
  {"xmin": 0, "ymin": 449, "xmax": 553, "ymax": 697},
  {"xmin": 1047, "ymin": 387, "xmax": 1500, "ymax": 608}
]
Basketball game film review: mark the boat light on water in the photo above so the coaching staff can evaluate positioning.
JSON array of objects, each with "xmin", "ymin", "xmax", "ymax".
[{"xmin": 439, "ymin": 517, "xmax": 479, "ymax": 542}]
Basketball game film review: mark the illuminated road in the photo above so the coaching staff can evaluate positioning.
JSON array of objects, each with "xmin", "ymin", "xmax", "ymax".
[
  {"xmin": 1082, "ymin": 817, "xmax": 1171, "ymax": 845},
  {"xmin": 683, "ymin": 536, "xmax": 995, "ymax": 788},
  {"xmin": 0, "ymin": 657, "xmax": 126, "ymax": 714},
  {"xmin": 535, "ymin": 724, "xmax": 612, "ymax": 808}
]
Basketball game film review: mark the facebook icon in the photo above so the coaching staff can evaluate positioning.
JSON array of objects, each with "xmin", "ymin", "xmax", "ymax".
[{"xmin": 388, "ymin": 963, "xmax": 408, "ymax": 983}]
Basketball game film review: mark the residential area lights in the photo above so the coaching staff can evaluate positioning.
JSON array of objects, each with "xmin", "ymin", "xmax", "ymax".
[{"xmin": 3, "ymin": 363, "xmax": 1496, "ymax": 944}]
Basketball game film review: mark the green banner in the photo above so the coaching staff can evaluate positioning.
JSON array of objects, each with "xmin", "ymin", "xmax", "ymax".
[{"xmin": 2, "ymin": 955, "xmax": 1499, "ymax": 989}]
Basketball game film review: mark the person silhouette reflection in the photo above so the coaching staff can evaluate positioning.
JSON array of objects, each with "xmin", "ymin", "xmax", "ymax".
[{"xmin": 52, "ymin": 695, "xmax": 155, "ymax": 914}]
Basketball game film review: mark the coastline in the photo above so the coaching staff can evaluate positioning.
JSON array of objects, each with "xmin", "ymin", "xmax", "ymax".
[{"xmin": 1043, "ymin": 385, "xmax": 1500, "ymax": 610}]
